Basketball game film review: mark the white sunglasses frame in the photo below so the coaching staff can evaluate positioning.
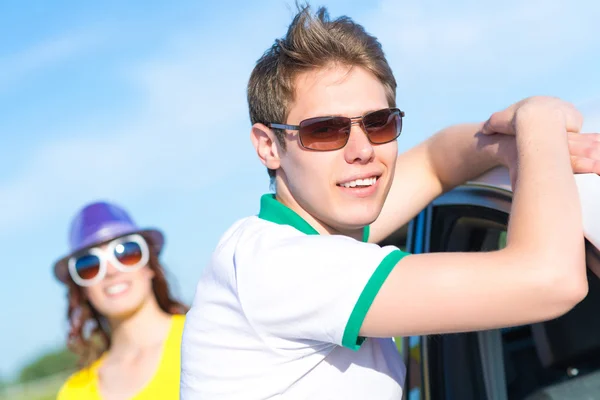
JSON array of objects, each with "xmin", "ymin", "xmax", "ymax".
[{"xmin": 67, "ymin": 234, "xmax": 150, "ymax": 287}]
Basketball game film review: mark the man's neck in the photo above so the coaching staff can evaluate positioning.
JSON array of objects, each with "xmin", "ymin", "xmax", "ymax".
[{"xmin": 275, "ymin": 185, "xmax": 365, "ymax": 242}]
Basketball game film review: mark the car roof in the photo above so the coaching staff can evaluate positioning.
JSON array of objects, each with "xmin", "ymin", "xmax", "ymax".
[
  {"xmin": 464, "ymin": 166, "xmax": 600, "ymax": 253},
  {"xmin": 466, "ymin": 166, "xmax": 512, "ymax": 193}
]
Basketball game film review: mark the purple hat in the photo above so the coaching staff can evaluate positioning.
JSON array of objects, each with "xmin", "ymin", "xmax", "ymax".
[{"xmin": 53, "ymin": 201, "xmax": 164, "ymax": 283}]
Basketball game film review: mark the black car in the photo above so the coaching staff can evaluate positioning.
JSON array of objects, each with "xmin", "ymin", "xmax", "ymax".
[{"xmin": 380, "ymin": 166, "xmax": 600, "ymax": 400}]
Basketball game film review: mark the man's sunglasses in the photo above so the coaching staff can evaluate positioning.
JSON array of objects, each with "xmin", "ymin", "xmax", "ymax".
[
  {"xmin": 268, "ymin": 108, "xmax": 405, "ymax": 151},
  {"xmin": 68, "ymin": 234, "xmax": 150, "ymax": 287}
]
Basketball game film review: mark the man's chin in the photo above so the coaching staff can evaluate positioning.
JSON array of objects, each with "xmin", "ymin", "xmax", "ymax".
[
  {"xmin": 332, "ymin": 205, "xmax": 383, "ymax": 233},
  {"xmin": 345, "ymin": 197, "xmax": 384, "ymax": 221}
]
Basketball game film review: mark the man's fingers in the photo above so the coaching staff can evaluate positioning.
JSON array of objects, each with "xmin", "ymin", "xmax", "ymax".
[
  {"xmin": 565, "ymin": 105, "xmax": 584, "ymax": 134},
  {"xmin": 571, "ymin": 156, "xmax": 600, "ymax": 175},
  {"xmin": 567, "ymin": 132, "xmax": 600, "ymax": 142},
  {"xmin": 481, "ymin": 110, "xmax": 515, "ymax": 135},
  {"xmin": 480, "ymin": 118, "xmax": 496, "ymax": 135},
  {"xmin": 567, "ymin": 132, "xmax": 600, "ymax": 175},
  {"xmin": 568, "ymin": 134, "xmax": 600, "ymax": 160}
]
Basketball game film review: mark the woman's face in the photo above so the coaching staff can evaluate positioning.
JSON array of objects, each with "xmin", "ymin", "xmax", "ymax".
[
  {"xmin": 70, "ymin": 235, "xmax": 156, "ymax": 320},
  {"xmin": 84, "ymin": 257, "xmax": 155, "ymax": 320}
]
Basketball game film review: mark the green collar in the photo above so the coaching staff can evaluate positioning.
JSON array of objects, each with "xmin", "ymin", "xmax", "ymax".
[{"xmin": 258, "ymin": 194, "xmax": 370, "ymax": 242}]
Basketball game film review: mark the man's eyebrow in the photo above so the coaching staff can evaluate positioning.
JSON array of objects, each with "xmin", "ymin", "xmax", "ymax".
[{"xmin": 308, "ymin": 108, "xmax": 385, "ymax": 118}]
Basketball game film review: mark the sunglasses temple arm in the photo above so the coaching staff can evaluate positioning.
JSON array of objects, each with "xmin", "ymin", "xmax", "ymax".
[{"xmin": 268, "ymin": 123, "xmax": 301, "ymax": 131}]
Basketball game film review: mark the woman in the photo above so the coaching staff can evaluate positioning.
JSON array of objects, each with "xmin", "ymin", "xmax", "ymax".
[{"xmin": 54, "ymin": 201, "xmax": 188, "ymax": 399}]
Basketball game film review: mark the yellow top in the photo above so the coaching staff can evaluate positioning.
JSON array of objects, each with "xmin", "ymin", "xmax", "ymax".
[{"xmin": 57, "ymin": 314, "xmax": 185, "ymax": 399}]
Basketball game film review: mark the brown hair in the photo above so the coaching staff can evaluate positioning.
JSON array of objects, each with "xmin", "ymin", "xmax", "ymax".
[
  {"xmin": 247, "ymin": 3, "xmax": 397, "ymax": 179},
  {"xmin": 64, "ymin": 235, "xmax": 188, "ymax": 368}
]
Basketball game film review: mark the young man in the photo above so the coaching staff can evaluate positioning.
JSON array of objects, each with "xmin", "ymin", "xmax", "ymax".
[{"xmin": 181, "ymin": 6, "xmax": 600, "ymax": 399}]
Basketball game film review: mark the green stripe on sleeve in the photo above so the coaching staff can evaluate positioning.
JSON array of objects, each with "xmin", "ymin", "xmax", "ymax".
[{"xmin": 341, "ymin": 249, "xmax": 408, "ymax": 350}]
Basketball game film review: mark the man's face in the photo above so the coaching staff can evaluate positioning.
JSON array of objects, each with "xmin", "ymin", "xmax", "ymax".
[{"xmin": 273, "ymin": 64, "xmax": 398, "ymax": 237}]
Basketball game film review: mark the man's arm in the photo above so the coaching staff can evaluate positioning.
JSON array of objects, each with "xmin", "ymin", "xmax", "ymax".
[
  {"xmin": 360, "ymin": 98, "xmax": 588, "ymax": 337},
  {"xmin": 369, "ymin": 122, "xmax": 506, "ymax": 243},
  {"xmin": 369, "ymin": 111, "xmax": 600, "ymax": 244}
]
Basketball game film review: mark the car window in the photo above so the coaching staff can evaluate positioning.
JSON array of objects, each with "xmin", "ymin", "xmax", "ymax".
[
  {"xmin": 426, "ymin": 212, "xmax": 509, "ymax": 399},
  {"xmin": 502, "ymin": 242, "xmax": 600, "ymax": 399}
]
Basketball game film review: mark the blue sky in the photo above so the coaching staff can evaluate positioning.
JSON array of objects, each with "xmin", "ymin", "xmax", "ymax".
[{"xmin": 1, "ymin": 0, "xmax": 599, "ymax": 378}]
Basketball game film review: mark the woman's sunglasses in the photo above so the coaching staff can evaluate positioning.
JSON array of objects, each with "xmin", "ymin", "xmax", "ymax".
[
  {"xmin": 68, "ymin": 234, "xmax": 150, "ymax": 287},
  {"xmin": 268, "ymin": 107, "xmax": 404, "ymax": 151}
]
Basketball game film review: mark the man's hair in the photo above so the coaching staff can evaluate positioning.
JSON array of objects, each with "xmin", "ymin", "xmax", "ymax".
[{"xmin": 247, "ymin": 3, "xmax": 397, "ymax": 179}]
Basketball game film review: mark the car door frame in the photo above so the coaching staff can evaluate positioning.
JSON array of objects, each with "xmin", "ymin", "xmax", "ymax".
[{"xmin": 403, "ymin": 168, "xmax": 514, "ymax": 400}]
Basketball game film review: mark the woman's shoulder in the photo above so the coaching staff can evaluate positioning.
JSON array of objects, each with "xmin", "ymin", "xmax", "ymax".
[
  {"xmin": 157, "ymin": 313, "xmax": 186, "ymax": 363},
  {"xmin": 171, "ymin": 312, "xmax": 186, "ymax": 327},
  {"xmin": 154, "ymin": 313, "xmax": 185, "ymax": 359},
  {"xmin": 56, "ymin": 361, "xmax": 102, "ymax": 399},
  {"xmin": 169, "ymin": 313, "xmax": 186, "ymax": 345}
]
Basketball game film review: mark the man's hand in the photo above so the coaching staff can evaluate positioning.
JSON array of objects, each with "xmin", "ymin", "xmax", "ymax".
[
  {"xmin": 482, "ymin": 96, "xmax": 600, "ymax": 178},
  {"xmin": 481, "ymin": 96, "xmax": 583, "ymax": 136},
  {"xmin": 370, "ymin": 96, "xmax": 599, "ymax": 244},
  {"xmin": 491, "ymin": 133, "xmax": 600, "ymax": 190},
  {"xmin": 568, "ymin": 133, "xmax": 600, "ymax": 175}
]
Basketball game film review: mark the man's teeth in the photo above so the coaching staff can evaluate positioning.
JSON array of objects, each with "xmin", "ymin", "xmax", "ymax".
[
  {"xmin": 340, "ymin": 177, "xmax": 377, "ymax": 188},
  {"xmin": 105, "ymin": 283, "xmax": 129, "ymax": 295}
]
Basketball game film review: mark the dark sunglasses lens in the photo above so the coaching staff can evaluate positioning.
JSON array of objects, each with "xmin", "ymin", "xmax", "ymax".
[
  {"xmin": 364, "ymin": 109, "xmax": 401, "ymax": 144},
  {"xmin": 299, "ymin": 117, "xmax": 350, "ymax": 151},
  {"xmin": 114, "ymin": 241, "xmax": 143, "ymax": 267},
  {"xmin": 74, "ymin": 254, "xmax": 101, "ymax": 280}
]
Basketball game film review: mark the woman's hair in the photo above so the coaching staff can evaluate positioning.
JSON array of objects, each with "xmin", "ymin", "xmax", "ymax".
[{"xmin": 64, "ymin": 234, "xmax": 188, "ymax": 368}]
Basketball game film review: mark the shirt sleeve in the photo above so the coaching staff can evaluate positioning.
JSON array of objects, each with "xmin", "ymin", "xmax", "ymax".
[{"xmin": 235, "ymin": 225, "xmax": 410, "ymax": 350}]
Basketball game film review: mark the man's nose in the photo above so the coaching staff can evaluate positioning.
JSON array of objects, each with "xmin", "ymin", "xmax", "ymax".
[{"xmin": 344, "ymin": 122, "xmax": 375, "ymax": 164}]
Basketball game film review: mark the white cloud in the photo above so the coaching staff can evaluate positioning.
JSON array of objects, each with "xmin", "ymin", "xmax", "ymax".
[
  {"xmin": 586, "ymin": 116, "xmax": 600, "ymax": 132},
  {"xmin": 0, "ymin": 30, "xmax": 104, "ymax": 92},
  {"xmin": 581, "ymin": 99, "xmax": 600, "ymax": 132},
  {"xmin": 0, "ymin": 0, "xmax": 303, "ymax": 241},
  {"xmin": 0, "ymin": 27, "xmax": 261, "ymax": 236},
  {"xmin": 365, "ymin": 0, "xmax": 598, "ymax": 80},
  {"xmin": 2, "ymin": 0, "xmax": 598, "ymax": 236}
]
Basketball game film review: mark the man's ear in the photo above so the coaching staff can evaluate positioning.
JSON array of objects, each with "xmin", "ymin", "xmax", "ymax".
[{"xmin": 250, "ymin": 123, "xmax": 281, "ymax": 171}]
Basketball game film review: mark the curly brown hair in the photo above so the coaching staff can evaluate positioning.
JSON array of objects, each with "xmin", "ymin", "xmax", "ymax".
[{"xmin": 64, "ymin": 235, "xmax": 188, "ymax": 368}]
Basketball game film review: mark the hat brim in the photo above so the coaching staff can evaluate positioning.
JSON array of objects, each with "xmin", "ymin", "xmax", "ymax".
[{"xmin": 53, "ymin": 228, "xmax": 165, "ymax": 284}]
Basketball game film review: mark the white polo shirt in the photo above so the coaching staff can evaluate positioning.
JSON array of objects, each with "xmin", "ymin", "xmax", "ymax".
[{"xmin": 181, "ymin": 194, "xmax": 411, "ymax": 399}]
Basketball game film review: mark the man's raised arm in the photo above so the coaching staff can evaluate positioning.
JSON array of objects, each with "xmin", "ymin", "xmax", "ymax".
[
  {"xmin": 369, "ymin": 101, "xmax": 600, "ymax": 244},
  {"xmin": 361, "ymin": 97, "xmax": 588, "ymax": 337}
]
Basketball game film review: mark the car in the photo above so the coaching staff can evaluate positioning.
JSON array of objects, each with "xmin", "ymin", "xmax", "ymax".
[{"xmin": 380, "ymin": 166, "xmax": 600, "ymax": 400}]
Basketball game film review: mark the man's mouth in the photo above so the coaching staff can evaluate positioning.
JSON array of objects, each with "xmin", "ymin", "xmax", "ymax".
[{"xmin": 337, "ymin": 176, "xmax": 379, "ymax": 188}]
